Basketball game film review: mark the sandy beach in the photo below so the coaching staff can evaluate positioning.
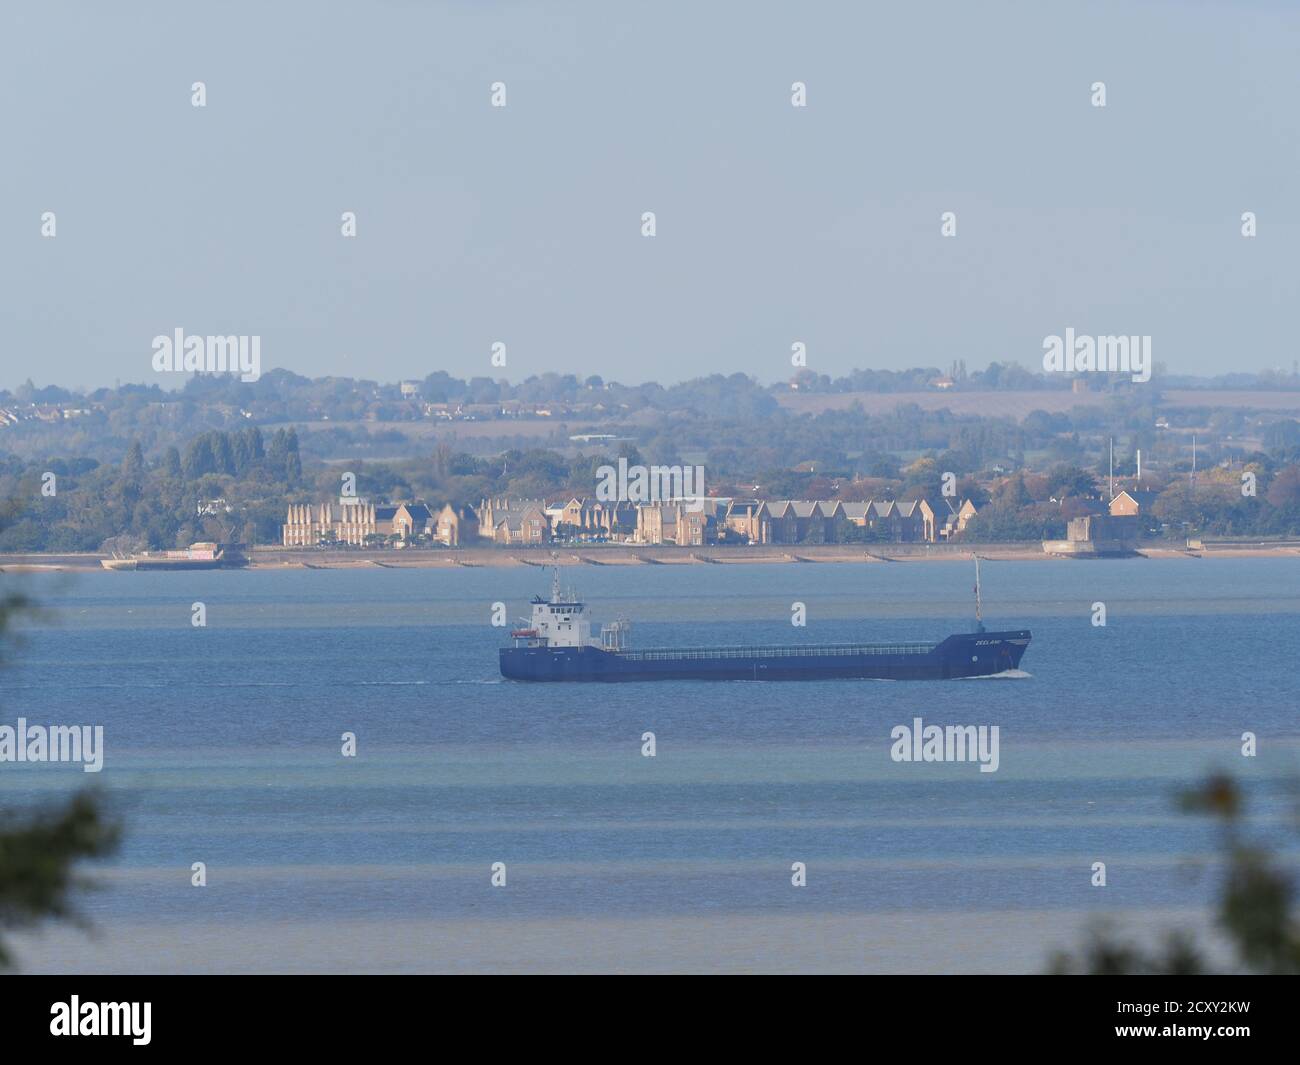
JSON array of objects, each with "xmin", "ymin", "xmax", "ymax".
[{"xmin": 3, "ymin": 542, "xmax": 1298, "ymax": 573}]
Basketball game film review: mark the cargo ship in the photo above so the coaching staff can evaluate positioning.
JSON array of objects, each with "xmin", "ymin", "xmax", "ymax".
[
  {"xmin": 100, "ymin": 542, "xmax": 248, "ymax": 571},
  {"xmin": 499, "ymin": 565, "xmax": 1031, "ymax": 682}
]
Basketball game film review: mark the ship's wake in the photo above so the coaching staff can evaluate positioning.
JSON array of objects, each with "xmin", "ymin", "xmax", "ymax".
[{"xmin": 958, "ymin": 668, "xmax": 1033, "ymax": 680}]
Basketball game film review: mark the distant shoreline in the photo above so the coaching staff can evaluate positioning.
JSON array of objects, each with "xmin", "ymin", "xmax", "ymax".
[{"xmin": 3, "ymin": 542, "xmax": 1299, "ymax": 573}]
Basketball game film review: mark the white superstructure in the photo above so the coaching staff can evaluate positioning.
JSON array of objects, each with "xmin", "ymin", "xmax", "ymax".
[
  {"xmin": 511, "ymin": 570, "xmax": 630, "ymax": 651},
  {"xmin": 512, "ymin": 569, "xmax": 593, "ymax": 648}
]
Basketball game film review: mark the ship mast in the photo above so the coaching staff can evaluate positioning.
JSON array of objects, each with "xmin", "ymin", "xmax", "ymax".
[
  {"xmin": 973, "ymin": 554, "xmax": 985, "ymax": 633},
  {"xmin": 551, "ymin": 565, "xmax": 561, "ymax": 603}
]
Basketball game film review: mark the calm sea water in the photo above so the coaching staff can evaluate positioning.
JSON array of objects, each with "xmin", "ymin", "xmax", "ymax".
[{"xmin": 2, "ymin": 558, "xmax": 1298, "ymax": 971}]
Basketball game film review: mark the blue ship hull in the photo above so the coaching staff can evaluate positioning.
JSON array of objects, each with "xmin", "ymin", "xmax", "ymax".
[{"xmin": 500, "ymin": 630, "xmax": 1031, "ymax": 682}]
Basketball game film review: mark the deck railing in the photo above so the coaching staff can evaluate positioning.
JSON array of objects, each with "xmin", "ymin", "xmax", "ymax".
[{"xmin": 618, "ymin": 643, "xmax": 935, "ymax": 662}]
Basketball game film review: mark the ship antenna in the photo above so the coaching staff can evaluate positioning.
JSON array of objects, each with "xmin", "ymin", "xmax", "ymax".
[{"xmin": 973, "ymin": 554, "xmax": 985, "ymax": 633}]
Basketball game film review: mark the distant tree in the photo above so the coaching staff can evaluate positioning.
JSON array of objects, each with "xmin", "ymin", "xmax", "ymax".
[
  {"xmin": 183, "ymin": 435, "xmax": 218, "ymax": 480},
  {"xmin": 213, "ymin": 433, "xmax": 236, "ymax": 476},
  {"xmin": 1262, "ymin": 420, "xmax": 1300, "ymax": 451},
  {"xmin": 991, "ymin": 472, "xmax": 1032, "ymax": 509},
  {"xmin": 1153, "ymin": 483, "xmax": 1203, "ymax": 530},
  {"xmin": 955, "ymin": 476, "xmax": 990, "ymax": 507},
  {"xmin": 265, "ymin": 428, "xmax": 301, "ymax": 482},
  {"xmin": 120, "ymin": 440, "xmax": 144, "ymax": 480},
  {"xmin": 0, "ymin": 519, "xmax": 46, "ymax": 553},
  {"xmin": 421, "ymin": 371, "xmax": 464, "ymax": 403},
  {"xmin": 857, "ymin": 453, "xmax": 900, "ymax": 480},
  {"xmin": 231, "ymin": 431, "xmax": 251, "ymax": 473},
  {"xmin": 963, "ymin": 501, "xmax": 1064, "ymax": 541},
  {"xmin": 465, "ymin": 377, "xmax": 502, "ymax": 404},
  {"xmin": 162, "ymin": 446, "xmax": 182, "ymax": 480},
  {"xmin": 1046, "ymin": 464, "xmax": 1097, "ymax": 500},
  {"xmin": 1266, "ymin": 466, "xmax": 1300, "ymax": 510},
  {"xmin": 243, "ymin": 426, "xmax": 265, "ymax": 463}
]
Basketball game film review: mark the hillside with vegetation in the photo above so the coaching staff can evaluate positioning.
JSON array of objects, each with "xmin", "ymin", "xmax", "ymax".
[{"xmin": 3, "ymin": 369, "xmax": 1300, "ymax": 551}]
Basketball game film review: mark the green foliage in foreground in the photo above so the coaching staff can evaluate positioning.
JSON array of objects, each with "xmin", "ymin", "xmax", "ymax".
[
  {"xmin": 0, "ymin": 587, "xmax": 120, "ymax": 969},
  {"xmin": 0, "ymin": 791, "xmax": 120, "ymax": 969},
  {"xmin": 1050, "ymin": 774, "xmax": 1300, "ymax": 974}
]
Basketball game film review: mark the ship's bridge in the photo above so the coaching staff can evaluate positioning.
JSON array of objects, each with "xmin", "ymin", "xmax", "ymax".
[{"xmin": 514, "ymin": 572, "xmax": 595, "ymax": 648}]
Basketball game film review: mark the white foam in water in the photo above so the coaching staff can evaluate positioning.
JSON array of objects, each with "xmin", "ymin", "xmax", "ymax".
[{"xmin": 958, "ymin": 668, "xmax": 1033, "ymax": 680}]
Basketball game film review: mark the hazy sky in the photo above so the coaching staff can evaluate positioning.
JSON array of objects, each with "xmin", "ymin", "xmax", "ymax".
[{"xmin": 2, "ymin": 1, "xmax": 1297, "ymax": 390}]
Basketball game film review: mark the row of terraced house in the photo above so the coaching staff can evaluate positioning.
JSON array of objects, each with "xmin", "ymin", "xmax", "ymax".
[
  {"xmin": 618, "ymin": 497, "xmax": 979, "ymax": 545},
  {"xmin": 282, "ymin": 496, "xmax": 977, "ymax": 547}
]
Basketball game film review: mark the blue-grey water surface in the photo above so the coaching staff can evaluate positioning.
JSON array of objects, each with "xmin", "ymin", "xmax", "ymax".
[{"xmin": 2, "ymin": 558, "xmax": 1297, "ymax": 970}]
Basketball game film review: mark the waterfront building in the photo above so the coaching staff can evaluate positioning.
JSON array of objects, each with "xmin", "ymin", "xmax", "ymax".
[
  {"xmin": 281, "ymin": 501, "xmax": 398, "ymax": 546},
  {"xmin": 433, "ymin": 504, "xmax": 478, "ymax": 546}
]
